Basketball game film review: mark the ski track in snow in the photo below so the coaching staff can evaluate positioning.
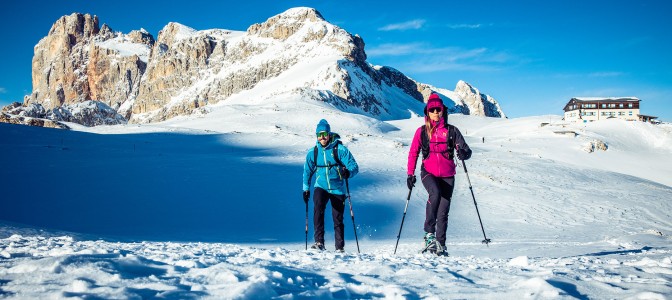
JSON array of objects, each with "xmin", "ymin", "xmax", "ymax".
[{"xmin": 1, "ymin": 99, "xmax": 672, "ymax": 298}]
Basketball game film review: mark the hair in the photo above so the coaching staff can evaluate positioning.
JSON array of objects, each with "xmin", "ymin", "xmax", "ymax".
[{"xmin": 424, "ymin": 115, "xmax": 438, "ymax": 138}]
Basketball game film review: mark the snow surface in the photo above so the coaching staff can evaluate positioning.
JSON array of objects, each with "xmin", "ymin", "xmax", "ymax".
[
  {"xmin": 1, "ymin": 94, "xmax": 671, "ymax": 299},
  {"xmin": 96, "ymin": 36, "xmax": 151, "ymax": 63}
]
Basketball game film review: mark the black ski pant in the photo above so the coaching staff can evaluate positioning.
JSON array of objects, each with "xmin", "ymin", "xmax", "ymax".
[
  {"xmin": 313, "ymin": 187, "xmax": 345, "ymax": 250},
  {"xmin": 421, "ymin": 168, "xmax": 455, "ymax": 246}
]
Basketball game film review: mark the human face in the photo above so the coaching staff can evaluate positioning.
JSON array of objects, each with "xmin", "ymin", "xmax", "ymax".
[
  {"xmin": 317, "ymin": 131, "xmax": 330, "ymax": 146},
  {"xmin": 428, "ymin": 107, "xmax": 442, "ymax": 122}
]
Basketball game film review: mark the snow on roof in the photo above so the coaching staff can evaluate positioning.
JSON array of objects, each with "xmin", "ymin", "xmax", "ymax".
[{"xmin": 572, "ymin": 97, "xmax": 640, "ymax": 102}]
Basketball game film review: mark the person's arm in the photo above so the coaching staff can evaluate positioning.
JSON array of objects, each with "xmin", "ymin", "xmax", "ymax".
[
  {"xmin": 339, "ymin": 146, "xmax": 359, "ymax": 179},
  {"xmin": 407, "ymin": 127, "xmax": 422, "ymax": 175},
  {"xmin": 303, "ymin": 149, "xmax": 316, "ymax": 191},
  {"xmin": 454, "ymin": 127, "xmax": 472, "ymax": 160}
]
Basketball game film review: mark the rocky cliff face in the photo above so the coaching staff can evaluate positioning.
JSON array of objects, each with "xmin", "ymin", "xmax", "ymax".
[
  {"xmin": 25, "ymin": 13, "xmax": 149, "ymax": 115},
  {"xmin": 454, "ymin": 80, "xmax": 506, "ymax": 118},
  {"xmin": 6, "ymin": 7, "xmax": 506, "ymax": 128}
]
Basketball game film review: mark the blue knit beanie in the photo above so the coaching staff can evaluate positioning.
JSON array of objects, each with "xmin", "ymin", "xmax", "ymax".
[{"xmin": 315, "ymin": 119, "xmax": 331, "ymax": 134}]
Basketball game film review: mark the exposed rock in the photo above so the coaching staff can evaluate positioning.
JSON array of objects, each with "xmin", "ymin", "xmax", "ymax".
[
  {"xmin": 454, "ymin": 80, "xmax": 506, "ymax": 118},
  {"xmin": 1, "ymin": 101, "xmax": 126, "ymax": 127},
  {"xmin": 375, "ymin": 66, "xmax": 424, "ymax": 102},
  {"xmin": 0, "ymin": 113, "xmax": 69, "ymax": 129},
  {"xmin": 553, "ymin": 131, "xmax": 578, "ymax": 137},
  {"xmin": 583, "ymin": 140, "xmax": 608, "ymax": 153},
  {"xmin": 27, "ymin": 12, "xmax": 152, "ymax": 115}
]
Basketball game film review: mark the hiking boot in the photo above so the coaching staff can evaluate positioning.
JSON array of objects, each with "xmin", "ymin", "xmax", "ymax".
[
  {"xmin": 424, "ymin": 232, "xmax": 437, "ymax": 252},
  {"xmin": 335, "ymin": 248, "xmax": 345, "ymax": 253},
  {"xmin": 310, "ymin": 242, "xmax": 326, "ymax": 251}
]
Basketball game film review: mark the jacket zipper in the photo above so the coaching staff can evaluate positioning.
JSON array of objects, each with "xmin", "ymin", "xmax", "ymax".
[
  {"xmin": 434, "ymin": 130, "xmax": 442, "ymax": 175},
  {"xmin": 322, "ymin": 148, "xmax": 332, "ymax": 190}
]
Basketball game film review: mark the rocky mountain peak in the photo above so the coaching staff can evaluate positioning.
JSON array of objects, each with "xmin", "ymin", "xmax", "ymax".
[
  {"xmin": 247, "ymin": 7, "xmax": 325, "ymax": 40},
  {"xmin": 156, "ymin": 22, "xmax": 197, "ymax": 47},
  {"xmin": 456, "ymin": 80, "xmax": 477, "ymax": 94},
  {"xmin": 48, "ymin": 13, "xmax": 100, "ymax": 44},
  {"xmin": 128, "ymin": 28, "xmax": 155, "ymax": 46},
  {"xmin": 454, "ymin": 80, "xmax": 506, "ymax": 118}
]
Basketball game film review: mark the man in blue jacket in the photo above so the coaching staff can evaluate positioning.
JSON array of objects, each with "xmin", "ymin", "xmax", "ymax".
[{"xmin": 303, "ymin": 119, "xmax": 359, "ymax": 252}]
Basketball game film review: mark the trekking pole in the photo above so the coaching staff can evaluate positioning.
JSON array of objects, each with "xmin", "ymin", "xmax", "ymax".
[
  {"xmin": 345, "ymin": 179, "xmax": 361, "ymax": 253},
  {"xmin": 458, "ymin": 149, "xmax": 491, "ymax": 245},
  {"xmin": 393, "ymin": 187, "xmax": 413, "ymax": 254},
  {"xmin": 305, "ymin": 199, "xmax": 309, "ymax": 251}
]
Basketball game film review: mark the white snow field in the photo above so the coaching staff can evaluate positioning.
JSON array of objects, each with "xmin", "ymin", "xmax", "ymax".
[{"xmin": 1, "ymin": 94, "xmax": 671, "ymax": 299}]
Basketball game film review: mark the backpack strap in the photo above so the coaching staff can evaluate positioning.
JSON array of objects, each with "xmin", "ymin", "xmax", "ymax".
[
  {"xmin": 332, "ymin": 141, "xmax": 343, "ymax": 167},
  {"xmin": 314, "ymin": 140, "xmax": 343, "ymax": 168},
  {"xmin": 420, "ymin": 126, "xmax": 430, "ymax": 160},
  {"xmin": 420, "ymin": 124, "xmax": 456, "ymax": 160},
  {"xmin": 446, "ymin": 124, "xmax": 456, "ymax": 159}
]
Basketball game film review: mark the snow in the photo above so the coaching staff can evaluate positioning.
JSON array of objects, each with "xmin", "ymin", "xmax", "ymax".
[
  {"xmin": 1, "ymin": 92, "xmax": 671, "ymax": 298},
  {"xmin": 96, "ymin": 36, "xmax": 151, "ymax": 63},
  {"xmin": 573, "ymin": 97, "xmax": 640, "ymax": 101}
]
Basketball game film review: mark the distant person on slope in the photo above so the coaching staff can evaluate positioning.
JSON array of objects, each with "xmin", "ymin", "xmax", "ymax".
[
  {"xmin": 407, "ymin": 93, "xmax": 472, "ymax": 256},
  {"xmin": 303, "ymin": 119, "xmax": 359, "ymax": 252}
]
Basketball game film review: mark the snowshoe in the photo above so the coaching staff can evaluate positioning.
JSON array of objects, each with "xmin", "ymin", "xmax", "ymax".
[
  {"xmin": 335, "ymin": 248, "xmax": 345, "ymax": 253},
  {"xmin": 421, "ymin": 233, "xmax": 437, "ymax": 254},
  {"xmin": 434, "ymin": 244, "xmax": 449, "ymax": 257},
  {"xmin": 310, "ymin": 242, "xmax": 326, "ymax": 251}
]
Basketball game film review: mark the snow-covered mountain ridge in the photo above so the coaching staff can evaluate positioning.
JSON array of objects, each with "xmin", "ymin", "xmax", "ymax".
[{"xmin": 3, "ymin": 7, "xmax": 505, "ymax": 127}]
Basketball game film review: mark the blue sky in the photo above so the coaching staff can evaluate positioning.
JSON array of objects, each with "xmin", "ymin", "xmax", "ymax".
[{"xmin": 1, "ymin": 0, "xmax": 670, "ymax": 121}]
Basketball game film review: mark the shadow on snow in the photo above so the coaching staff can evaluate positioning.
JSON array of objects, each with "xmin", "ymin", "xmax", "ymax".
[{"xmin": 0, "ymin": 123, "xmax": 397, "ymax": 244}]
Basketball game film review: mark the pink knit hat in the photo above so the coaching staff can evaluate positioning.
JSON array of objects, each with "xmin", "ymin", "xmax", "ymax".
[{"xmin": 425, "ymin": 93, "xmax": 444, "ymax": 114}]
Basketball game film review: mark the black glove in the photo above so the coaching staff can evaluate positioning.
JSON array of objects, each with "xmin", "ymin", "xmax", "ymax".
[
  {"xmin": 407, "ymin": 175, "xmax": 416, "ymax": 190},
  {"xmin": 341, "ymin": 167, "xmax": 350, "ymax": 179},
  {"xmin": 457, "ymin": 148, "xmax": 472, "ymax": 161},
  {"xmin": 303, "ymin": 190, "xmax": 310, "ymax": 203}
]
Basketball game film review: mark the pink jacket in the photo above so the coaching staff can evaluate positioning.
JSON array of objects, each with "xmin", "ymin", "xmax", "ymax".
[{"xmin": 407, "ymin": 120, "xmax": 461, "ymax": 178}]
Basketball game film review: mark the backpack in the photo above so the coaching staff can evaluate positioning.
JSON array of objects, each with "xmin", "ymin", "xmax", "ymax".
[{"xmin": 420, "ymin": 123, "xmax": 457, "ymax": 160}]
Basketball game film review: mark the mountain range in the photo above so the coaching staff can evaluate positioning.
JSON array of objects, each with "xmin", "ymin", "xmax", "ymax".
[{"xmin": 1, "ymin": 7, "xmax": 505, "ymax": 128}]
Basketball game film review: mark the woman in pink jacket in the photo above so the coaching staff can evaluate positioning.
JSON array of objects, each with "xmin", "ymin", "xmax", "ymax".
[{"xmin": 407, "ymin": 93, "xmax": 472, "ymax": 256}]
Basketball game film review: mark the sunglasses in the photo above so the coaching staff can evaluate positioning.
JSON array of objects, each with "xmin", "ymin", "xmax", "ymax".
[
  {"xmin": 428, "ymin": 107, "xmax": 443, "ymax": 114},
  {"xmin": 316, "ymin": 132, "xmax": 329, "ymax": 139}
]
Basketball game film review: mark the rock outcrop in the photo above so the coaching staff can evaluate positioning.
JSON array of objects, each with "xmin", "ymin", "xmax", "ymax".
[
  {"xmin": 454, "ymin": 80, "xmax": 506, "ymax": 118},
  {"xmin": 24, "ymin": 13, "xmax": 150, "ymax": 116},
  {"xmin": 4, "ymin": 101, "xmax": 126, "ymax": 127}
]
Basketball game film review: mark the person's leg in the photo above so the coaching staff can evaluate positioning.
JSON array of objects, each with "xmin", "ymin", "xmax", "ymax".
[
  {"xmin": 313, "ymin": 187, "xmax": 328, "ymax": 245},
  {"xmin": 434, "ymin": 177, "xmax": 455, "ymax": 247},
  {"xmin": 421, "ymin": 170, "xmax": 441, "ymax": 234},
  {"xmin": 330, "ymin": 193, "xmax": 346, "ymax": 250}
]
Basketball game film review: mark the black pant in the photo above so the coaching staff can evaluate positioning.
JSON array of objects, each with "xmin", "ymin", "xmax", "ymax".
[
  {"xmin": 313, "ymin": 187, "xmax": 345, "ymax": 250},
  {"xmin": 421, "ymin": 168, "xmax": 455, "ymax": 246}
]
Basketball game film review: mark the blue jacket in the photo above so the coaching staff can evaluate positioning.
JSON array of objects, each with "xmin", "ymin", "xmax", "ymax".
[{"xmin": 303, "ymin": 134, "xmax": 359, "ymax": 195}]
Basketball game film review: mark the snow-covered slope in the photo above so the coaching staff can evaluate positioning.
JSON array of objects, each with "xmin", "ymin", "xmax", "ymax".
[{"xmin": 1, "ymin": 93, "xmax": 670, "ymax": 298}]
